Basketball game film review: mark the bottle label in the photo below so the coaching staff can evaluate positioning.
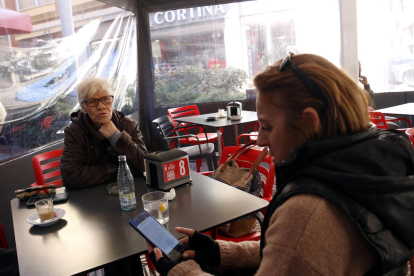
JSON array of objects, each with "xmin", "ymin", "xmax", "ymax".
[{"xmin": 119, "ymin": 192, "xmax": 136, "ymax": 207}]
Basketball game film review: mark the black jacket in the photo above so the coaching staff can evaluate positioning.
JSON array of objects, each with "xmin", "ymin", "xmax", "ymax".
[
  {"xmin": 61, "ymin": 110, "xmax": 148, "ymax": 190},
  {"xmin": 261, "ymin": 126, "xmax": 414, "ymax": 275}
]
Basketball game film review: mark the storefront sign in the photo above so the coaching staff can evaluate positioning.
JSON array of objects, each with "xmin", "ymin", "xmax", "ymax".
[{"xmin": 149, "ymin": 5, "xmax": 229, "ymax": 29}]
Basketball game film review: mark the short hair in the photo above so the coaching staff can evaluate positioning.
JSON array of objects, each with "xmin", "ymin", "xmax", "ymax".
[
  {"xmin": 254, "ymin": 54, "xmax": 370, "ymax": 141},
  {"xmin": 77, "ymin": 78, "xmax": 113, "ymax": 104}
]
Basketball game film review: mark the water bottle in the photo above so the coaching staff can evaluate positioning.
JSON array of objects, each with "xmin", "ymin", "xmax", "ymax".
[{"xmin": 117, "ymin": 155, "xmax": 137, "ymax": 210}]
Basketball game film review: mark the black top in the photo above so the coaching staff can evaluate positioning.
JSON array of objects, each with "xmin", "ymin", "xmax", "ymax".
[
  {"xmin": 261, "ymin": 126, "xmax": 414, "ymax": 274},
  {"xmin": 11, "ymin": 171, "xmax": 268, "ymax": 276}
]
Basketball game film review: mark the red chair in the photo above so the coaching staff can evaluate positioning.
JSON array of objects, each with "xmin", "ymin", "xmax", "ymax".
[
  {"xmin": 405, "ymin": 128, "xmax": 414, "ymax": 146},
  {"xmin": 369, "ymin": 111, "xmax": 411, "ymax": 130},
  {"xmin": 237, "ymin": 134, "xmax": 259, "ymax": 146},
  {"xmin": 200, "ymin": 145, "xmax": 275, "ymax": 242},
  {"xmin": 0, "ymin": 222, "xmax": 9, "ymax": 249},
  {"xmin": 168, "ymin": 105, "xmax": 223, "ymax": 171},
  {"xmin": 237, "ymin": 122, "xmax": 259, "ymax": 145},
  {"xmin": 30, "ymin": 149, "xmax": 63, "ymax": 187}
]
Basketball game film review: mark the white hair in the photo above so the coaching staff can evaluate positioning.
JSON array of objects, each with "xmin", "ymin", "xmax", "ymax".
[{"xmin": 77, "ymin": 78, "xmax": 113, "ymax": 104}]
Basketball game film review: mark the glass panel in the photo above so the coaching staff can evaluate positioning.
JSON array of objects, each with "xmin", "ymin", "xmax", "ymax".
[
  {"xmin": 0, "ymin": 3, "xmax": 137, "ymax": 161},
  {"xmin": 149, "ymin": 0, "xmax": 340, "ymax": 106},
  {"xmin": 358, "ymin": 0, "xmax": 414, "ymax": 92},
  {"xmin": 18, "ymin": 0, "xmax": 36, "ymax": 11},
  {"xmin": 39, "ymin": 0, "xmax": 54, "ymax": 5}
]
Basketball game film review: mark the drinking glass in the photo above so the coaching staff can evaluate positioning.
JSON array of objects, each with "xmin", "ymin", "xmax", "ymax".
[
  {"xmin": 218, "ymin": 108, "xmax": 225, "ymax": 117},
  {"xmin": 35, "ymin": 198, "xmax": 54, "ymax": 222},
  {"xmin": 142, "ymin": 191, "xmax": 169, "ymax": 224}
]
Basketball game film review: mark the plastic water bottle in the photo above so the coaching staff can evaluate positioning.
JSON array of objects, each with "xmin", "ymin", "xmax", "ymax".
[{"xmin": 117, "ymin": 155, "xmax": 137, "ymax": 210}]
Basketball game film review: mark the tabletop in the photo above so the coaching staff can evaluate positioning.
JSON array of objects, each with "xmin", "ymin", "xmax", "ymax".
[
  {"xmin": 174, "ymin": 110, "xmax": 258, "ymax": 128},
  {"xmin": 376, "ymin": 103, "xmax": 414, "ymax": 116},
  {"xmin": 11, "ymin": 171, "xmax": 268, "ymax": 276}
]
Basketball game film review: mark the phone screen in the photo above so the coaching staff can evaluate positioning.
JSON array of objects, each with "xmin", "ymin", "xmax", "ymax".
[
  {"xmin": 130, "ymin": 211, "xmax": 186, "ymax": 261},
  {"xmin": 138, "ymin": 216, "xmax": 179, "ymax": 253},
  {"xmin": 27, "ymin": 192, "xmax": 68, "ymax": 206},
  {"xmin": 27, "ymin": 195, "xmax": 54, "ymax": 204}
]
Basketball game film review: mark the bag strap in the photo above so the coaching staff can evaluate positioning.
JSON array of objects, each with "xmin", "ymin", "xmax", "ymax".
[
  {"xmin": 220, "ymin": 144, "xmax": 269, "ymax": 181},
  {"xmin": 244, "ymin": 147, "xmax": 269, "ymax": 180},
  {"xmin": 220, "ymin": 141, "xmax": 256, "ymax": 172}
]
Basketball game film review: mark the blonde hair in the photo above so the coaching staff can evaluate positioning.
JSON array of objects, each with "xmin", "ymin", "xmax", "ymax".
[
  {"xmin": 77, "ymin": 78, "xmax": 113, "ymax": 104},
  {"xmin": 254, "ymin": 54, "xmax": 370, "ymax": 141}
]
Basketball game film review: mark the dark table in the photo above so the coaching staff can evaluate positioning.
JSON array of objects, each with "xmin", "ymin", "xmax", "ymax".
[
  {"xmin": 376, "ymin": 103, "xmax": 414, "ymax": 124},
  {"xmin": 175, "ymin": 111, "xmax": 258, "ymax": 155},
  {"xmin": 11, "ymin": 171, "xmax": 268, "ymax": 276}
]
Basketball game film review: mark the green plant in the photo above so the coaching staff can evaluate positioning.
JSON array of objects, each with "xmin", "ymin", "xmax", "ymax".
[
  {"xmin": 32, "ymin": 52, "xmax": 56, "ymax": 70},
  {"xmin": 120, "ymin": 81, "xmax": 138, "ymax": 115},
  {"xmin": 154, "ymin": 66, "xmax": 248, "ymax": 105}
]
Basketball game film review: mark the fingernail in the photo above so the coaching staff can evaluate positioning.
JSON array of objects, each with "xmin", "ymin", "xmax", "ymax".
[{"xmin": 183, "ymin": 253, "xmax": 189, "ymax": 258}]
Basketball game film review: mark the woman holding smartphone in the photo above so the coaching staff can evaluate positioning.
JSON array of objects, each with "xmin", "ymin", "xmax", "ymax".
[{"xmin": 146, "ymin": 53, "xmax": 414, "ymax": 276}]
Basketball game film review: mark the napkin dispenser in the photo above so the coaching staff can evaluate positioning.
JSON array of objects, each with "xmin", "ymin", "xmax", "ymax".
[
  {"xmin": 227, "ymin": 101, "xmax": 242, "ymax": 120},
  {"xmin": 144, "ymin": 149, "xmax": 192, "ymax": 190}
]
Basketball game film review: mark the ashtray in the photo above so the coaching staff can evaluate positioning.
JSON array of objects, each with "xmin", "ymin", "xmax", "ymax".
[
  {"xmin": 205, "ymin": 116, "xmax": 217, "ymax": 121},
  {"xmin": 107, "ymin": 182, "xmax": 118, "ymax": 194}
]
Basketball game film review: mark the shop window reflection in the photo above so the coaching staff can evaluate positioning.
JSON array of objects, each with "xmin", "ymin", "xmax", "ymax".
[{"xmin": 149, "ymin": 0, "xmax": 340, "ymax": 106}]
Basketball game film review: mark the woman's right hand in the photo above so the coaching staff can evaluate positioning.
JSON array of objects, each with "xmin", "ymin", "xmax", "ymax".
[{"xmin": 176, "ymin": 227, "xmax": 221, "ymax": 268}]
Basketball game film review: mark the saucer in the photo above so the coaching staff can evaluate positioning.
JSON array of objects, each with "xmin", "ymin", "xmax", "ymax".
[{"xmin": 27, "ymin": 208, "xmax": 65, "ymax": 227}]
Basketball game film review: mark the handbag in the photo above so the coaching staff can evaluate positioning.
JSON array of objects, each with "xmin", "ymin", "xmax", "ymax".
[
  {"xmin": 210, "ymin": 141, "xmax": 269, "ymax": 238},
  {"xmin": 15, "ymin": 184, "xmax": 56, "ymax": 200}
]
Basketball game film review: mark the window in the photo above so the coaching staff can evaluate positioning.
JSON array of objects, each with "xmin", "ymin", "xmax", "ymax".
[
  {"xmin": 17, "ymin": 0, "xmax": 36, "ymax": 10},
  {"xmin": 358, "ymin": 0, "xmax": 414, "ymax": 92},
  {"xmin": 149, "ymin": 0, "xmax": 340, "ymax": 106},
  {"xmin": 0, "ymin": 3, "xmax": 137, "ymax": 161}
]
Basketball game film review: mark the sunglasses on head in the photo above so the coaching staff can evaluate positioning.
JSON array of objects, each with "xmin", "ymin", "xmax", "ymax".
[{"xmin": 279, "ymin": 52, "xmax": 327, "ymax": 117}]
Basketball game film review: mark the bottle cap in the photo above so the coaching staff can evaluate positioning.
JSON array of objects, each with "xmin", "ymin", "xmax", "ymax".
[{"xmin": 118, "ymin": 155, "xmax": 126, "ymax": 161}]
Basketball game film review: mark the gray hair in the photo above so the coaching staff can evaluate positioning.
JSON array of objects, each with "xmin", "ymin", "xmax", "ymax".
[{"xmin": 77, "ymin": 78, "xmax": 113, "ymax": 104}]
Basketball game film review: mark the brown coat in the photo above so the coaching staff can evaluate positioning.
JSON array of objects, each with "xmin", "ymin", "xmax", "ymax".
[
  {"xmin": 60, "ymin": 110, "xmax": 148, "ymax": 190},
  {"xmin": 169, "ymin": 194, "xmax": 379, "ymax": 276}
]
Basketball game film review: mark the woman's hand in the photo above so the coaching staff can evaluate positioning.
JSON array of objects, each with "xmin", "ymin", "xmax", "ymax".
[
  {"xmin": 146, "ymin": 241, "xmax": 179, "ymax": 275},
  {"xmin": 359, "ymin": 75, "xmax": 369, "ymax": 86},
  {"xmin": 176, "ymin": 227, "xmax": 221, "ymax": 268},
  {"xmin": 99, "ymin": 120, "xmax": 118, "ymax": 138}
]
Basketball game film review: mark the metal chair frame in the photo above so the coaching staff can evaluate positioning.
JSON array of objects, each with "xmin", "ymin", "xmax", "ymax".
[{"xmin": 152, "ymin": 115, "xmax": 217, "ymax": 171}]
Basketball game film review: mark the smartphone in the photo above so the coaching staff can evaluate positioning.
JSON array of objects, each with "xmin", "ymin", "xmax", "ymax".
[
  {"xmin": 129, "ymin": 211, "xmax": 186, "ymax": 261},
  {"xmin": 26, "ymin": 192, "xmax": 68, "ymax": 206}
]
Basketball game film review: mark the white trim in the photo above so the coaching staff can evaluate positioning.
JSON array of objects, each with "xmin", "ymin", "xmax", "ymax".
[{"xmin": 339, "ymin": 0, "xmax": 359, "ymax": 81}]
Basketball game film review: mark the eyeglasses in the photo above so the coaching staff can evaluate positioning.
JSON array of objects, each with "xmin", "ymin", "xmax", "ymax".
[
  {"xmin": 279, "ymin": 52, "xmax": 327, "ymax": 116},
  {"xmin": 82, "ymin": 96, "xmax": 114, "ymax": 107}
]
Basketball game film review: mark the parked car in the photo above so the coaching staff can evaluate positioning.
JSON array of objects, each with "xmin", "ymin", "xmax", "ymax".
[
  {"xmin": 405, "ymin": 68, "xmax": 414, "ymax": 87},
  {"xmin": 388, "ymin": 57, "xmax": 414, "ymax": 84}
]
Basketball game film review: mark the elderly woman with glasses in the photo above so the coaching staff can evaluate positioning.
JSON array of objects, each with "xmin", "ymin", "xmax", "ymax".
[
  {"xmin": 145, "ymin": 53, "xmax": 414, "ymax": 276},
  {"xmin": 60, "ymin": 77, "xmax": 148, "ymax": 190}
]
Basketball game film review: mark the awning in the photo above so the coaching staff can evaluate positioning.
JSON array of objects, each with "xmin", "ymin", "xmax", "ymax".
[{"xmin": 0, "ymin": 7, "xmax": 33, "ymax": 35}]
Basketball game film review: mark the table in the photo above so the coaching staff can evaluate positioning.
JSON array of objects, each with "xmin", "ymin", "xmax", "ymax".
[
  {"xmin": 11, "ymin": 171, "xmax": 268, "ymax": 276},
  {"xmin": 175, "ymin": 111, "xmax": 258, "ymax": 155},
  {"xmin": 376, "ymin": 103, "xmax": 414, "ymax": 124}
]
